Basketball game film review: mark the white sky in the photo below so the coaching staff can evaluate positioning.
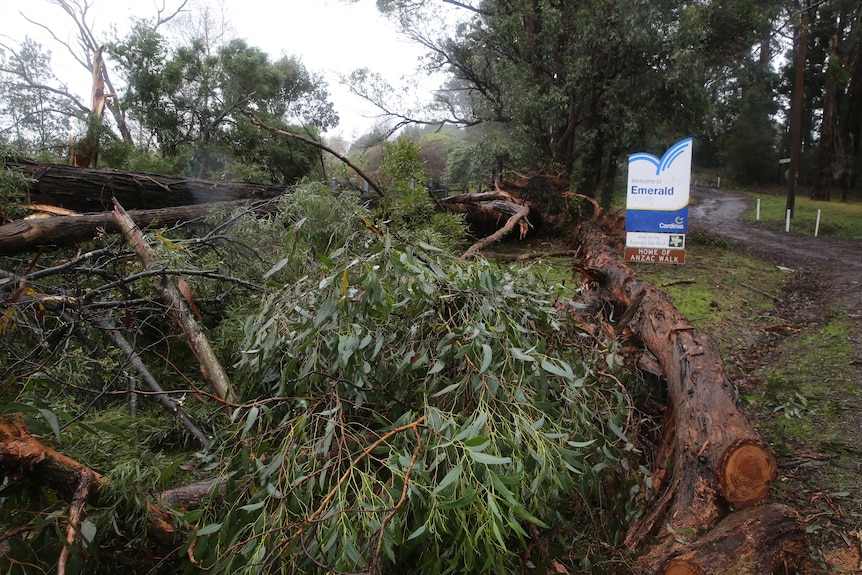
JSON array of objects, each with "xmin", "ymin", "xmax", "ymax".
[{"xmin": 0, "ymin": 0, "xmax": 438, "ymax": 141}]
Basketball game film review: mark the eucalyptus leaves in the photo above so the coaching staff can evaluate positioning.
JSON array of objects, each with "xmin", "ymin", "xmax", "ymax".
[{"xmin": 194, "ymin": 237, "xmax": 638, "ymax": 573}]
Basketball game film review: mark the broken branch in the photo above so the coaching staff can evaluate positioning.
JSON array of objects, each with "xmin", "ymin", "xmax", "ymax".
[{"xmin": 112, "ymin": 199, "xmax": 236, "ymax": 404}]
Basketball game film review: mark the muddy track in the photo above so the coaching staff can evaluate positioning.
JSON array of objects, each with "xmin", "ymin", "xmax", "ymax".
[{"xmin": 690, "ymin": 185, "xmax": 862, "ymax": 362}]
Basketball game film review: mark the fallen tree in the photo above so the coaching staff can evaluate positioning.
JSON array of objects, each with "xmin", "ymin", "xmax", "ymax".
[
  {"xmin": 0, "ymin": 176, "xmax": 806, "ymax": 573},
  {"xmin": 573, "ymin": 211, "xmax": 788, "ymax": 572},
  {"xmin": 6, "ymin": 159, "xmax": 287, "ymax": 213},
  {"xmin": 0, "ymin": 200, "xmax": 271, "ymax": 255}
]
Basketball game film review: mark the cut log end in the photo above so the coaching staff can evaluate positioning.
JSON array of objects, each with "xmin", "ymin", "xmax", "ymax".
[{"xmin": 718, "ymin": 439, "xmax": 777, "ymax": 507}]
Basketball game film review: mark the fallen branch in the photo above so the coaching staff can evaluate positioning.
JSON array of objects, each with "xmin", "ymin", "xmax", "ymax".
[
  {"xmin": 459, "ymin": 203, "xmax": 530, "ymax": 260},
  {"xmin": 0, "ymin": 415, "xmax": 207, "ymax": 550},
  {"xmin": 112, "ymin": 199, "xmax": 236, "ymax": 404},
  {"xmin": 244, "ymin": 112, "xmax": 384, "ymax": 198},
  {"xmin": 85, "ymin": 313, "xmax": 210, "ymax": 448},
  {"xmin": 58, "ymin": 469, "xmax": 97, "ymax": 575},
  {"xmin": 740, "ymin": 282, "xmax": 780, "ymax": 302},
  {"xmin": 7, "ymin": 159, "xmax": 286, "ymax": 213}
]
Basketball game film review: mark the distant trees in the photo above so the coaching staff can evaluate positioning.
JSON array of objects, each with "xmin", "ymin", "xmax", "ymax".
[
  {"xmin": 0, "ymin": 38, "xmax": 83, "ymax": 155},
  {"xmin": 359, "ymin": 0, "xmax": 775, "ymax": 204},
  {"xmin": 0, "ymin": 0, "xmax": 339, "ymax": 184},
  {"xmin": 111, "ymin": 25, "xmax": 338, "ymax": 182}
]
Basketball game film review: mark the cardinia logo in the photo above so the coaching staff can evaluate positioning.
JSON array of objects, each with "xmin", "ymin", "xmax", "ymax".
[{"xmin": 659, "ymin": 215, "xmax": 686, "ymax": 230}]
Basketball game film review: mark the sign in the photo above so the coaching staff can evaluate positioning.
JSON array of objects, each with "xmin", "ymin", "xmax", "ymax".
[
  {"xmin": 625, "ymin": 137, "xmax": 692, "ymax": 234},
  {"xmin": 625, "ymin": 137, "xmax": 692, "ymax": 264},
  {"xmin": 626, "ymin": 231, "xmax": 685, "ymax": 249},
  {"xmin": 624, "ymin": 247, "xmax": 686, "ymax": 264}
]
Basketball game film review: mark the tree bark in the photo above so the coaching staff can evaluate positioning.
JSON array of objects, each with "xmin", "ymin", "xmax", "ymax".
[
  {"xmin": 0, "ymin": 200, "xmax": 265, "ymax": 255},
  {"xmin": 113, "ymin": 199, "xmax": 237, "ymax": 404},
  {"xmin": 7, "ymin": 160, "xmax": 287, "ymax": 213},
  {"xmin": 574, "ymin": 220, "xmax": 778, "ymax": 571},
  {"xmin": 662, "ymin": 503, "xmax": 808, "ymax": 575},
  {"xmin": 0, "ymin": 415, "xmax": 204, "ymax": 550}
]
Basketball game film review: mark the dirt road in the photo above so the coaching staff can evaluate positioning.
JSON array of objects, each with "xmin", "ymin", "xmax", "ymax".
[
  {"xmin": 691, "ymin": 186, "xmax": 862, "ymax": 573},
  {"xmin": 691, "ymin": 187, "xmax": 862, "ymax": 302},
  {"xmin": 691, "ymin": 185, "xmax": 862, "ymax": 363}
]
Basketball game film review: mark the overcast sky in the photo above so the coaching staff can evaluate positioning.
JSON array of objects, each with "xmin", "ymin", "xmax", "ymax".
[{"xmin": 1, "ymin": 0, "xmax": 437, "ymax": 140}]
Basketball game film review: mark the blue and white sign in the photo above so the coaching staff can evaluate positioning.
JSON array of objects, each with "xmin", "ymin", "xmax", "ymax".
[{"xmin": 625, "ymin": 137, "xmax": 692, "ymax": 233}]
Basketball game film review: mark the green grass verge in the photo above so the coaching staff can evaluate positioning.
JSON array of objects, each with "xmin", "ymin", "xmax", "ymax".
[
  {"xmin": 742, "ymin": 190, "xmax": 862, "ymax": 239},
  {"xmin": 632, "ymin": 233, "xmax": 790, "ymax": 365}
]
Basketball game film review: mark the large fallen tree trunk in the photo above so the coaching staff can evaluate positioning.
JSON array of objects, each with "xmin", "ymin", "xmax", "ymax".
[
  {"xmin": 574, "ymin": 217, "xmax": 782, "ymax": 572},
  {"xmin": 7, "ymin": 160, "xmax": 287, "ymax": 213},
  {"xmin": 0, "ymin": 200, "xmax": 266, "ymax": 256}
]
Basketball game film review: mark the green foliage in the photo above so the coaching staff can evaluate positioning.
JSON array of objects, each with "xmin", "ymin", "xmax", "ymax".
[
  {"xmin": 378, "ymin": 136, "xmax": 468, "ymax": 251},
  {"xmin": 0, "ymin": 184, "xmax": 645, "ymax": 574},
  {"xmin": 193, "ymin": 239, "xmax": 640, "ymax": 574},
  {"xmin": 0, "ymin": 149, "xmax": 34, "ymax": 220}
]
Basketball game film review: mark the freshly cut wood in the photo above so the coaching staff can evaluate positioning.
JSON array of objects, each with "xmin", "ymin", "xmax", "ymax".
[
  {"xmin": 7, "ymin": 160, "xmax": 286, "ymax": 213},
  {"xmin": 574, "ymin": 220, "xmax": 777, "ymax": 570},
  {"xmin": 0, "ymin": 200, "xmax": 261, "ymax": 255},
  {"xmin": 662, "ymin": 503, "xmax": 807, "ymax": 575}
]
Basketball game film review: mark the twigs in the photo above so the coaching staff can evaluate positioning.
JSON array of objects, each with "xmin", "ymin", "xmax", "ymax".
[
  {"xmin": 57, "ymin": 469, "xmax": 96, "ymax": 575},
  {"xmin": 308, "ymin": 415, "xmax": 427, "ymax": 524},
  {"xmin": 372, "ymin": 423, "xmax": 423, "ymax": 571},
  {"xmin": 86, "ymin": 313, "xmax": 210, "ymax": 448}
]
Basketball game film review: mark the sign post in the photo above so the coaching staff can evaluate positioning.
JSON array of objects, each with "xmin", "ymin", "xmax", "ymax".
[{"xmin": 624, "ymin": 137, "xmax": 692, "ymax": 264}]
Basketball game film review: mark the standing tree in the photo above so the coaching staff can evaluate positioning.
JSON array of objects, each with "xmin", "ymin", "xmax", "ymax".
[
  {"xmin": 111, "ymin": 23, "xmax": 338, "ymax": 182},
  {"xmin": 350, "ymin": 0, "xmax": 773, "ymax": 203}
]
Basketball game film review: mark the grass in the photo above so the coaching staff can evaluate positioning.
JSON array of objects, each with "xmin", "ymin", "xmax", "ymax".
[
  {"xmin": 742, "ymin": 189, "xmax": 862, "ymax": 239},
  {"xmin": 631, "ymin": 232, "xmax": 790, "ymax": 364}
]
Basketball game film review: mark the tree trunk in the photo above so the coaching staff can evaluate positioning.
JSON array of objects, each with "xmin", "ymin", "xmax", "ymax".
[
  {"xmin": 662, "ymin": 503, "xmax": 808, "ymax": 575},
  {"xmin": 574, "ymin": 219, "xmax": 778, "ymax": 572},
  {"xmin": 0, "ymin": 200, "xmax": 265, "ymax": 255},
  {"xmin": 7, "ymin": 160, "xmax": 287, "ymax": 213}
]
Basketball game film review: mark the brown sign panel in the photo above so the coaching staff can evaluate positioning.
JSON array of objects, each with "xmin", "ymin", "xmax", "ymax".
[{"xmin": 624, "ymin": 247, "xmax": 686, "ymax": 264}]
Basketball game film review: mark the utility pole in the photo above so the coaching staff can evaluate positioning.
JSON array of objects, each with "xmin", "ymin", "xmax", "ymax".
[{"xmin": 787, "ymin": 9, "xmax": 809, "ymax": 217}]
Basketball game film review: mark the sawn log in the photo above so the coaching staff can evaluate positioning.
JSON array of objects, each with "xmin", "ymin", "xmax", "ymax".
[{"xmin": 574, "ymin": 219, "xmax": 779, "ymax": 571}]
